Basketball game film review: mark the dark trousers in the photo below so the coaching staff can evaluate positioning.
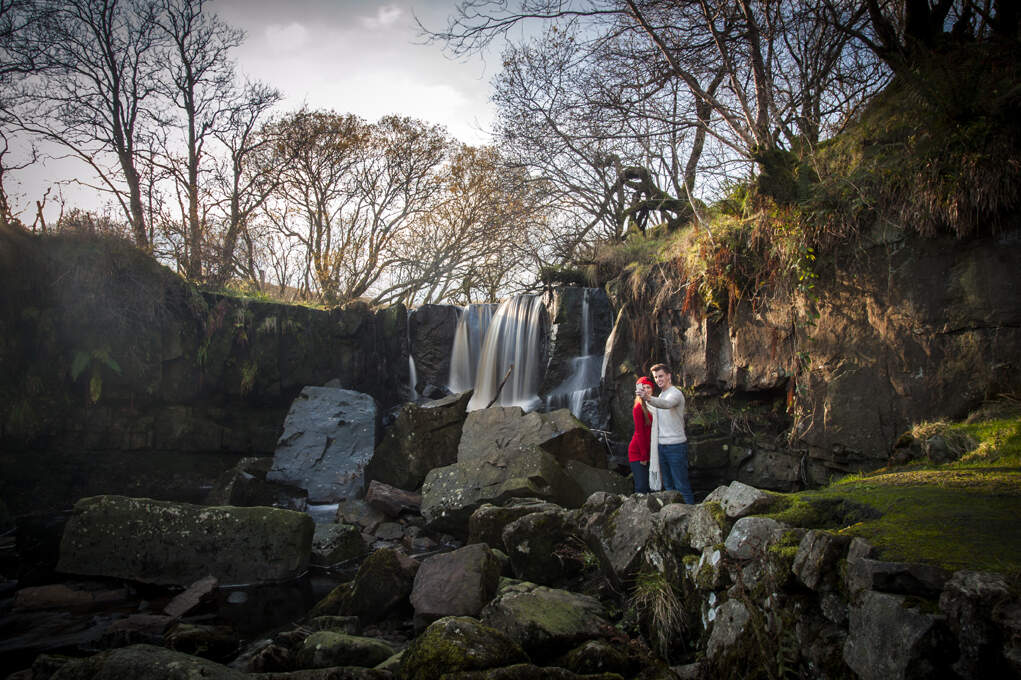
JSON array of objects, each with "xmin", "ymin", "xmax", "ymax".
[
  {"xmin": 659, "ymin": 442, "xmax": 695, "ymax": 503},
  {"xmin": 630, "ymin": 460, "xmax": 650, "ymax": 493}
]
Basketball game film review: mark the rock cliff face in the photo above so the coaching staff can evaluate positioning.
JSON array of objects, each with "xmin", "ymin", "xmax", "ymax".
[
  {"xmin": 604, "ymin": 227, "xmax": 1021, "ymax": 487},
  {"xmin": 0, "ymin": 227, "xmax": 407, "ymax": 512}
]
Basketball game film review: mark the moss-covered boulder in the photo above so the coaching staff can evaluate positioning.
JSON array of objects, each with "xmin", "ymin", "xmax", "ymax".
[
  {"xmin": 293, "ymin": 631, "xmax": 394, "ymax": 669},
  {"xmin": 57, "ymin": 495, "xmax": 312, "ymax": 586},
  {"xmin": 310, "ymin": 548, "xmax": 419, "ymax": 623},
  {"xmin": 364, "ymin": 390, "xmax": 471, "ymax": 491},
  {"xmin": 467, "ymin": 498, "xmax": 563, "ymax": 549},
  {"xmin": 501, "ymin": 508, "xmax": 586, "ymax": 586},
  {"xmin": 399, "ymin": 616, "xmax": 529, "ymax": 680},
  {"xmin": 311, "ymin": 523, "xmax": 369, "ymax": 567},
  {"xmin": 480, "ymin": 580, "xmax": 615, "ymax": 661},
  {"xmin": 440, "ymin": 665, "xmax": 626, "ymax": 679},
  {"xmin": 49, "ymin": 643, "xmax": 247, "ymax": 679},
  {"xmin": 421, "ymin": 447, "xmax": 586, "ymax": 537}
]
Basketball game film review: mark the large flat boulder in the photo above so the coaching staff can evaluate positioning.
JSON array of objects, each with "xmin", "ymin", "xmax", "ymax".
[
  {"xmin": 57, "ymin": 495, "xmax": 312, "ymax": 586},
  {"xmin": 267, "ymin": 386, "xmax": 378, "ymax": 503},
  {"xmin": 364, "ymin": 391, "xmax": 471, "ymax": 491},
  {"xmin": 457, "ymin": 407, "xmax": 607, "ymax": 469},
  {"xmin": 421, "ymin": 447, "xmax": 586, "ymax": 537},
  {"xmin": 410, "ymin": 543, "xmax": 502, "ymax": 627}
]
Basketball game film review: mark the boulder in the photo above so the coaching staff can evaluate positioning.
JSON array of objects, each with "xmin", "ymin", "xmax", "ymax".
[
  {"xmin": 480, "ymin": 580, "xmax": 614, "ymax": 661},
  {"xmin": 562, "ymin": 460, "xmax": 631, "ymax": 498},
  {"xmin": 845, "ymin": 558, "xmax": 951, "ymax": 598},
  {"xmin": 939, "ymin": 570, "xmax": 1019, "ymax": 678},
  {"xmin": 399, "ymin": 616, "xmax": 529, "ymax": 680},
  {"xmin": 205, "ymin": 457, "xmax": 308, "ymax": 511},
  {"xmin": 409, "ymin": 304, "xmax": 461, "ymax": 392},
  {"xmin": 706, "ymin": 599, "xmax": 751, "ymax": 660},
  {"xmin": 467, "ymin": 498, "xmax": 564, "ymax": 549},
  {"xmin": 163, "ymin": 622, "xmax": 238, "ymax": 660},
  {"xmin": 558, "ymin": 639, "xmax": 631, "ymax": 676},
  {"xmin": 410, "ymin": 543, "xmax": 502, "ymax": 627},
  {"xmin": 335, "ymin": 499, "xmax": 385, "ymax": 534},
  {"xmin": 687, "ymin": 502, "xmax": 728, "ymax": 551},
  {"xmin": 693, "ymin": 545, "xmax": 728, "ymax": 591},
  {"xmin": 437, "ymin": 665, "xmax": 625, "ymax": 680},
  {"xmin": 311, "ymin": 524, "xmax": 370, "ymax": 567},
  {"xmin": 655, "ymin": 503, "xmax": 696, "ymax": 555},
  {"xmin": 843, "ymin": 590, "xmax": 955, "ymax": 680},
  {"xmin": 49, "ymin": 644, "xmax": 246, "ymax": 680},
  {"xmin": 501, "ymin": 509, "xmax": 584, "ymax": 586},
  {"xmin": 363, "ymin": 391, "xmax": 471, "ymax": 491},
  {"xmin": 364, "ymin": 480, "xmax": 421, "ymax": 517},
  {"xmin": 57, "ymin": 495, "xmax": 312, "ymax": 586},
  {"xmin": 723, "ymin": 517, "xmax": 787, "ymax": 561},
  {"xmin": 457, "ymin": 407, "xmax": 607, "ymax": 469},
  {"xmin": 580, "ymin": 494, "xmax": 662, "ymax": 587},
  {"xmin": 268, "ymin": 387, "xmax": 378, "ymax": 503},
  {"xmin": 311, "ymin": 548, "xmax": 419, "ymax": 623},
  {"xmin": 421, "ymin": 447, "xmax": 585, "ymax": 537},
  {"xmin": 294, "ymin": 631, "xmax": 395, "ymax": 669},
  {"xmin": 792, "ymin": 530, "xmax": 852, "ymax": 591},
  {"xmin": 703, "ymin": 481, "xmax": 779, "ymax": 519}
]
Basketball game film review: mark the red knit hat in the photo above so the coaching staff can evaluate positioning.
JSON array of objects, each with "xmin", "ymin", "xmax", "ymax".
[{"xmin": 637, "ymin": 376, "xmax": 655, "ymax": 388}]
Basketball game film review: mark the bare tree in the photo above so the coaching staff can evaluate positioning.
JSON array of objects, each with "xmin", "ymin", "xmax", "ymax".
[
  {"xmin": 15, "ymin": 0, "xmax": 165, "ymax": 248},
  {"xmin": 153, "ymin": 0, "xmax": 244, "ymax": 279}
]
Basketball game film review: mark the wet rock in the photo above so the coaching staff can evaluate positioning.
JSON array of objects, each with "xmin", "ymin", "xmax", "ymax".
[
  {"xmin": 502, "ymin": 509, "xmax": 583, "ymax": 586},
  {"xmin": 364, "ymin": 391, "xmax": 471, "ymax": 491},
  {"xmin": 311, "ymin": 548, "xmax": 419, "ymax": 624},
  {"xmin": 163, "ymin": 575, "xmax": 218, "ymax": 618},
  {"xmin": 49, "ymin": 643, "xmax": 247, "ymax": 679},
  {"xmin": 364, "ymin": 480, "xmax": 421, "ymax": 517},
  {"xmin": 399, "ymin": 616, "xmax": 529, "ymax": 680},
  {"xmin": 311, "ymin": 524, "xmax": 370, "ymax": 567},
  {"xmin": 409, "ymin": 303, "xmax": 461, "ymax": 392},
  {"xmin": 421, "ymin": 447, "xmax": 585, "ymax": 537},
  {"xmin": 467, "ymin": 498, "xmax": 564, "ymax": 549},
  {"xmin": 480, "ymin": 579, "xmax": 614, "ymax": 661},
  {"xmin": 268, "ymin": 386, "xmax": 378, "ymax": 503},
  {"xmin": 843, "ymin": 590, "xmax": 956, "ymax": 680},
  {"xmin": 57, "ymin": 495, "xmax": 313, "ymax": 587},
  {"xmin": 293, "ymin": 631, "xmax": 395, "ymax": 669},
  {"xmin": 205, "ymin": 457, "xmax": 308, "ymax": 511},
  {"xmin": 457, "ymin": 407, "xmax": 607, "ymax": 469},
  {"xmin": 410, "ymin": 543, "xmax": 502, "ymax": 628},
  {"xmin": 703, "ymin": 480, "xmax": 780, "ymax": 519},
  {"xmin": 723, "ymin": 516, "xmax": 787, "ymax": 561},
  {"xmin": 335, "ymin": 499, "xmax": 386, "ymax": 534},
  {"xmin": 845, "ymin": 558, "xmax": 951, "ymax": 598},
  {"xmin": 792, "ymin": 530, "xmax": 851, "ymax": 591}
]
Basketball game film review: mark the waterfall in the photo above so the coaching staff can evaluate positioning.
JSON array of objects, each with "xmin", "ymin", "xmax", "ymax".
[
  {"xmin": 545, "ymin": 288, "xmax": 605, "ymax": 426},
  {"xmin": 406, "ymin": 309, "xmax": 418, "ymax": 400},
  {"xmin": 447, "ymin": 303, "xmax": 496, "ymax": 393},
  {"xmin": 466, "ymin": 295, "xmax": 547, "ymax": 412}
]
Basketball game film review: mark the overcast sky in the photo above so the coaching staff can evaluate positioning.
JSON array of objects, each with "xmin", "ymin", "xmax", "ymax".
[{"xmin": 11, "ymin": 0, "xmax": 504, "ymax": 224}]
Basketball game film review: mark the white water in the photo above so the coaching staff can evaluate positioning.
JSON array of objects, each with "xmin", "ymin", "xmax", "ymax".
[
  {"xmin": 447, "ymin": 303, "xmax": 496, "ymax": 393},
  {"xmin": 466, "ymin": 295, "xmax": 547, "ymax": 411}
]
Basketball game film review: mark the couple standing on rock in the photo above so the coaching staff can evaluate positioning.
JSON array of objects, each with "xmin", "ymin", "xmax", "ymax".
[{"xmin": 628, "ymin": 363, "xmax": 695, "ymax": 502}]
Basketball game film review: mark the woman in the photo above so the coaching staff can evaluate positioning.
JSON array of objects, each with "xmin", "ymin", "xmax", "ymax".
[{"xmin": 628, "ymin": 376, "xmax": 656, "ymax": 493}]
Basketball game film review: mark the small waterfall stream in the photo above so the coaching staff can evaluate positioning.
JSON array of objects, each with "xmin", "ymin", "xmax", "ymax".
[
  {"xmin": 447, "ymin": 303, "xmax": 497, "ymax": 393},
  {"xmin": 466, "ymin": 295, "xmax": 547, "ymax": 412},
  {"xmin": 545, "ymin": 288, "xmax": 605, "ymax": 426}
]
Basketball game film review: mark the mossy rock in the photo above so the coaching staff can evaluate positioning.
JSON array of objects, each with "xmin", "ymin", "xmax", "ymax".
[
  {"xmin": 294, "ymin": 631, "xmax": 395, "ymax": 669},
  {"xmin": 49, "ymin": 643, "xmax": 246, "ymax": 679},
  {"xmin": 399, "ymin": 616, "xmax": 529, "ymax": 680}
]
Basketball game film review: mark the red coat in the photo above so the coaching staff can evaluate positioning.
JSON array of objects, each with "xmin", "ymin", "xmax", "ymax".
[{"xmin": 628, "ymin": 400, "xmax": 652, "ymax": 462}]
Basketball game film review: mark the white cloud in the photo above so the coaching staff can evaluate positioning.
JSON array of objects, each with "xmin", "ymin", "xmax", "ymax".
[
  {"xmin": 360, "ymin": 5, "xmax": 404, "ymax": 30},
  {"xmin": 265, "ymin": 22, "xmax": 309, "ymax": 53}
]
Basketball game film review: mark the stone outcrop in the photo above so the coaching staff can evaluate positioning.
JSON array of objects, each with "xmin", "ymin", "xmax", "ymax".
[
  {"xmin": 408, "ymin": 303, "xmax": 460, "ymax": 393},
  {"xmin": 363, "ymin": 391, "xmax": 471, "ymax": 491},
  {"xmin": 56, "ymin": 495, "xmax": 312, "ymax": 586},
  {"xmin": 267, "ymin": 386, "xmax": 378, "ymax": 503}
]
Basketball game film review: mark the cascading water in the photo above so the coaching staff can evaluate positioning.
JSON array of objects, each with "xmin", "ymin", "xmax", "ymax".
[
  {"xmin": 406, "ymin": 309, "xmax": 418, "ymax": 400},
  {"xmin": 466, "ymin": 295, "xmax": 548, "ymax": 412},
  {"xmin": 447, "ymin": 303, "xmax": 496, "ymax": 393},
  {"xmin": 545, "ymin": 288, "xmax": 606, "ymax": 426}
]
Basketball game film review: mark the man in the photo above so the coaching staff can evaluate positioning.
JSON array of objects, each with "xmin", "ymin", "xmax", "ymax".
[{"xmin": 641, "ymin": 363, "xmax": 695, "ymax": 503}]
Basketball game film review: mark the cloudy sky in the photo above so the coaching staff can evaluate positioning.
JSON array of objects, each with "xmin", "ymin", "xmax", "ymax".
[{"xmin": 13, "ymin": 0, "xmax": 506, "ymax": 223}]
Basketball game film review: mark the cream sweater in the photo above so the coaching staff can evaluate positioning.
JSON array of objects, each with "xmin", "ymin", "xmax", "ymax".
[{"xmin": 647, "ymin": 385, "xmax": 687, "ymax": 445}]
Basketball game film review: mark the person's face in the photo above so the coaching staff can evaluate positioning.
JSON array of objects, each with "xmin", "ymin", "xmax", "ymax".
[
  {"xmin": 652, "ymin": 369, "xmax": 671, "ymax": 390},
  {"xmin": 635, "ymin": 381, "xmax": 647, "ymax": 396}
]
